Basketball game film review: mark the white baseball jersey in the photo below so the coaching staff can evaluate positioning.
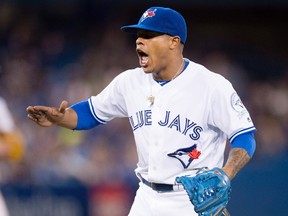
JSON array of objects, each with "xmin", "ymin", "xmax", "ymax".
[
  {"xmin": 89, "ymin": 59, "xmax": 255, "ymax": 184},
  {"xmin": 0, "ymin": 98, "xmax": 14, "ymax": 216},
  {"xmin": 0, "ymin": 97, "xmax": 14, "ymax": 133}
]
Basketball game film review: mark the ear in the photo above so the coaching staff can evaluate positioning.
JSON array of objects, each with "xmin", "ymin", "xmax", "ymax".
[{"xmin": 169, "ymin": 36, "xmax": 181, "ymax": 49}]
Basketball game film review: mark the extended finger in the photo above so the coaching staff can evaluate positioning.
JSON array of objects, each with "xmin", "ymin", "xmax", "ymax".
[
  {"xmin": 26, "ymin": 108, "xmax": 45, "ymax": 117},
  {"xmin": 59, "ymin": 100, "xmax": 68, "ymax": 113},
  {"xmin": 32, "ymin": 105, "xmax": 51, "ymax": 112},
  {"xmin": 27, "ymin": 114, "xmax": 39, "ymax": 122}
]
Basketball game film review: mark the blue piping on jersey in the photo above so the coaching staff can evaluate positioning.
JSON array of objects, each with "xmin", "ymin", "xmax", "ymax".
[
  {"xmin": 88, "ymin": 98, "xmax": 107, "ymax": 124},
  {"xmin": 229, "ymin": 126, "xmax": 256, "ymax": 143}
]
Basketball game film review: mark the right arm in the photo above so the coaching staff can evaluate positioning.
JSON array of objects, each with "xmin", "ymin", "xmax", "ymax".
[{"xmin": 26, "ymin": 100, "xmax": 78, "ymax": 130}]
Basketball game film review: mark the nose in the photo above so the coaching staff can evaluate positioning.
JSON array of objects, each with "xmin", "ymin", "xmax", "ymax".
[{"xmin": 136, "ymin": 37, "xmax": 144, "ymax": 46}]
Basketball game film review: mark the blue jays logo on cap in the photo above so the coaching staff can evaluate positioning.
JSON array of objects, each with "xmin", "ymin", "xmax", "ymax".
[
  {"xmin": 140, "ymin": 9, "xmax": 157, "ymax": 22},
  {"xmin": 167, "ymin": 144, "xmax": 201, "ymax": 169}
]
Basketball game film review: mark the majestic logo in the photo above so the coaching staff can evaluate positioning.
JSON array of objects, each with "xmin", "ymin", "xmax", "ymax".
[
  {"xmin": 140, "ymin": 9, "xmax": 157, "ymax": 22},
  {"xmin": 167, "ymin": 144, "xmax": 201, "ymax": 169}
]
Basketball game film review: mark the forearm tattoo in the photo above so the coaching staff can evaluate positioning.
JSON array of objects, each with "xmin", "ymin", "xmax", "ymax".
[{"xmin": 224, "ymin": 148, "xmax": 251, "ymax": 180}]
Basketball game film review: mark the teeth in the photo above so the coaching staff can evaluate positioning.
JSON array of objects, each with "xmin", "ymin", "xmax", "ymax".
[{"xmin": 140, "ymin": 56, "xmax": 148, "ymax": 67}]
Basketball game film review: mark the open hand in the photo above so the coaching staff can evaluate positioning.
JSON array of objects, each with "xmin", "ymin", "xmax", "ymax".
[{"xmin": 26, "ymin": 100, "xmax": 68, "ymax": 127}]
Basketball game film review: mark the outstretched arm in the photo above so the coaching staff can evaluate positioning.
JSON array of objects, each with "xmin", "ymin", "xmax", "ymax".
[{"xmin": 26, "ymin": 100, "xmax": 78, "ymax": 130}]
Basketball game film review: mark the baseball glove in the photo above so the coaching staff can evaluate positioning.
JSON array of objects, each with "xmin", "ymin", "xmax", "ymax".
[{"xmin": 176, "ymin": 167, "xmax": 231, "ymax": 216}]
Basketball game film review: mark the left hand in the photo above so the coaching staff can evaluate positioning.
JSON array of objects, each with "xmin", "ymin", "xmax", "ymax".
[{"xmin": 176, "ymin": 167, "xmax": 231, "ymax": 216}]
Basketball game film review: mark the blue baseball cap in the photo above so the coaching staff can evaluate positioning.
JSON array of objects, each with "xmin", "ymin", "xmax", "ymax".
[{"xmin": 121, "ymin": 7, "xmax": 187, "ymax": 44}]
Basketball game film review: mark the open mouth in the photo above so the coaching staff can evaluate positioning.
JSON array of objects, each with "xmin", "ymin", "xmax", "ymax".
[{"xmin": 137, "ymin": 49, "xmax": 149, "ymax": 67}]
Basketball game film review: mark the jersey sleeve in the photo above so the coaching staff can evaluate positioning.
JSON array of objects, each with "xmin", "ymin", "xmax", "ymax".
[
  {"xmin": 89, "ymin": 72, "xmax": 128, "ymax": 122},
  {"xmin": 209, "ymin": 79, "xmax": 256, "ymax": 142}
]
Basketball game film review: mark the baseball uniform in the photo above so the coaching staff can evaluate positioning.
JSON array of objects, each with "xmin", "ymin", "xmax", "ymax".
[{"xmin": 85, "ymin": 59, "xmax": 255, "ymax": 215}]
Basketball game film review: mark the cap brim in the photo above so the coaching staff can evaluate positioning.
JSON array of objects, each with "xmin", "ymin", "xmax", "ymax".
[{"xmin": 121, "ymin": 24, "xmax": 165, "ymax": 34}]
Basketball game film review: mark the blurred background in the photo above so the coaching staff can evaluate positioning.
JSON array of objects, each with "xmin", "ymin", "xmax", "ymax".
[{"xmin": 0, "ymin": 0, "xmax": 287, "ymax": 215}]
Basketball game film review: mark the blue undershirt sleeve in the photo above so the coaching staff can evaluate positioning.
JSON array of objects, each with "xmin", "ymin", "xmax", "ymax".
[
  {"xmin": 70, "ymin": 100, "xmax": 103, "ymax": 130},
  {"xmin": 231, "ymin": 131, "xmax": 256, "ymax": 158}
]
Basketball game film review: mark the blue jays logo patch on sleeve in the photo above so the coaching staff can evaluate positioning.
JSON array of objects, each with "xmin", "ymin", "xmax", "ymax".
[
  {"xmin": 231, "ymin": 92, "xmax": 245, "ymax": 112},
  {"xmin": 167, "ymin": 144, "xmax": 201, "ymax": 169}
]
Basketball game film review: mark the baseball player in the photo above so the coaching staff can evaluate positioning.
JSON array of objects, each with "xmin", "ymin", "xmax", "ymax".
[
  {"xmin": 0, "ymin": 97, "xmax": 25, "ymax": 216},
  {"xmin": 26, "ymin": 7, "xmax": 256, "ymax": 216}
]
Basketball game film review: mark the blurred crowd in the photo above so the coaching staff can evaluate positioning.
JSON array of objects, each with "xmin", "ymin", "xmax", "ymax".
[{"xmin": 0, "ymin": 2, "xmax": 287, "ymax": 191}]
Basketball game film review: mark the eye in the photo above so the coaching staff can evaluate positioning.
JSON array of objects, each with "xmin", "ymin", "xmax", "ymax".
[{"xmin": 137, "ymin": 31, "xmax": 164, "ymax": 39}]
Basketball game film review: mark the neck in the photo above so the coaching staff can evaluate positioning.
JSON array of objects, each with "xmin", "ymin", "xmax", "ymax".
[
  {"xmin": 153, "ymin": 58, "xmax": 185, "ymax": 81},
  {"xmin": 170, "ymin": 59, "xmax": 184, "ymax": 81}
]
